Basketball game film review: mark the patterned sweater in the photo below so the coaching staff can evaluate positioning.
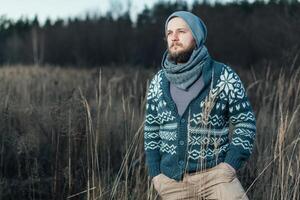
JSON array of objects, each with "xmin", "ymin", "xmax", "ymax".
[{"xmin": 144, "ymin": 59, "xmax": 256, "ymax": 181}]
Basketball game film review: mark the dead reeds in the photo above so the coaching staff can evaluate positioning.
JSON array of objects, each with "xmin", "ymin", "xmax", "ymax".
[{"xmin": 0, "ymin": 63, "xmax": 299, "ymax": 200}]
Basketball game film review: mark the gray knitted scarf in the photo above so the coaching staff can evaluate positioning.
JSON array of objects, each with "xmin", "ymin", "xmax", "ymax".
[{"xmin": 161, "ymin": 45, "xmax": 209, "ymax": 90}]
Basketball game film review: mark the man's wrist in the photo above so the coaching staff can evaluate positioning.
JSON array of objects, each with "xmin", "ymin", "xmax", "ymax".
[{"xmin": 224, "ymin": 153, "xmax": 242, "ymax": 171}]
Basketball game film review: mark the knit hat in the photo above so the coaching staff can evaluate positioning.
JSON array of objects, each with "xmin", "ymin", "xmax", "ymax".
[{"xmin": 165, "ymin": 11, "xmax": 207, "ymax": 48}]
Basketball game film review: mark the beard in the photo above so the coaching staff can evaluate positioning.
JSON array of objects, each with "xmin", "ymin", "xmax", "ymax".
[{"xmin": 167, "ymin": 41, "xmax": 196, "ymax": 64}]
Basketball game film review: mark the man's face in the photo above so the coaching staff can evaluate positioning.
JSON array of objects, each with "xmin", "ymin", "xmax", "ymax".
[{"xmin": 166, "ymin": 17, "xmax": 196, "ymax": 63}]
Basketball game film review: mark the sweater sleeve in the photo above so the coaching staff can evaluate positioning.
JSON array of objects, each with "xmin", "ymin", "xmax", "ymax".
[
  {"xmin": 223, "ymin": 67, "xmax": 256, "ymax": 170},
  {"xmin": 144, "ymin": 73, "xmax": 162, "ymax": 178}
]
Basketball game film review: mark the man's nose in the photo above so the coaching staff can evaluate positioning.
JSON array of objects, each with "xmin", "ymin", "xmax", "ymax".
[{"xmin": 171, "ymin": 32, "xmax": 179, "ymax": 41}]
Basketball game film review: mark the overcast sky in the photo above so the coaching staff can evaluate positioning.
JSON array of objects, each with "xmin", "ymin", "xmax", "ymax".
[{"xmin": 0, "ymin": 0, "xmax": 239, "ymax": 24}]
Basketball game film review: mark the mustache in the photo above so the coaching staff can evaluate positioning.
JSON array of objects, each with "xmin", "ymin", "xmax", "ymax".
[{"xmin": 170, "ymin": 42, "xmax": 183, "ymax": 48}]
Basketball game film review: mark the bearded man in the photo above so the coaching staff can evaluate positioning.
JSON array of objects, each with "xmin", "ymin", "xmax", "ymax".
[{"xmin": 143, "ymin": 11, "xmax": 256, "ymax": 200}]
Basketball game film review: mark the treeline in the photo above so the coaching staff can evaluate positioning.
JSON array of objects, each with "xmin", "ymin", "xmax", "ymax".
[{"xmin": 0, "ymin": 0, "xmax": 299, "ymax": 68}]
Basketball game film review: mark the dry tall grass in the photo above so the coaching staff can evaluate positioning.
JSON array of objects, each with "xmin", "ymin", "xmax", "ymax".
[{"xmin": 0, "ymin": 64, "xmax": 299, "ymax": 200}]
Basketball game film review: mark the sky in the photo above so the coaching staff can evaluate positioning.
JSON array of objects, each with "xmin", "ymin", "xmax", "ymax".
[{"xmin": 0, "ymin": 0, "xmax": 238, "ymax": 24}]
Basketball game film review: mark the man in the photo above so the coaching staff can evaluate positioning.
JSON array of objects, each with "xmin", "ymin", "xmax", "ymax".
[{"xmin": 143, "ymin": 11, "xmax": 256, "ymax": 200}]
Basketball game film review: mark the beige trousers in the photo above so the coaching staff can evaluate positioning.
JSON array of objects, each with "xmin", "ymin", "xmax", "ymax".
[{"xmin": 152, "ymin": 163, "xmax": 249, "ymax": 200}]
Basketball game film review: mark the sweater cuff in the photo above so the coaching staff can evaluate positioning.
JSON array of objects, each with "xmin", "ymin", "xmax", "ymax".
[
  {"xmin": 224, "ymin": 153, "xmax": 243, "ymax": 171},
  {"xmin": 147, "ymin": 162, "xmax": 161, "ymax": 178}
]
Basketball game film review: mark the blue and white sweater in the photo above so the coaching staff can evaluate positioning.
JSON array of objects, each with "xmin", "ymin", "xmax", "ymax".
[{"xmin": 144, "ymin": 59, "xmax": 256, "ymax": 181}]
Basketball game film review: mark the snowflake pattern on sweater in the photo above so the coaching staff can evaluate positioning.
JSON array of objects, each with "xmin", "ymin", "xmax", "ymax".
[{"xmin": 144, "ymin": 61, "xmax": 256, "ymax": 181}]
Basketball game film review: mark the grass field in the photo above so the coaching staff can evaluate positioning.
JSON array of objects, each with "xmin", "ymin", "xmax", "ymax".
[{"xmin": 0, "ymin": 64, "xmax": 299, "ymax": 200}]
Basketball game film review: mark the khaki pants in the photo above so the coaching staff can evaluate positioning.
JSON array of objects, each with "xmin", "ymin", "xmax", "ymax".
[{"xmin": 152, "ymin": 163, "xmax": 249, "ymax": 200}]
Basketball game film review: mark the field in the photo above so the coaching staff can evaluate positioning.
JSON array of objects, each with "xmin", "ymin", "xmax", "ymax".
[{"xmin": 0, "ymin": 64, "xmax": 299, "ymax": 200}]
